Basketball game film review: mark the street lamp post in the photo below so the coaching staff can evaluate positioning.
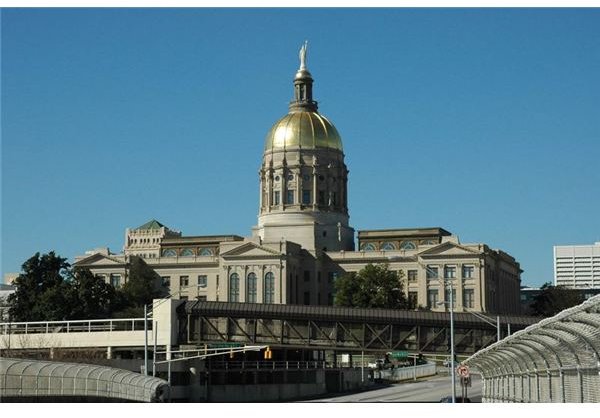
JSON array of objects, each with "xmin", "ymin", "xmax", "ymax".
[{"xmin": 438, "ymin": 278, "xmax": 456, "ymax": 404}]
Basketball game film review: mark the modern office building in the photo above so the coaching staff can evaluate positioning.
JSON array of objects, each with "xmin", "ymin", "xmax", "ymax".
[
  {"xmin": 74, "ymin": 45, "xmax": 522, "ymax": 314},
  {"xmin": 554, "ymin": 242, "xmax": 600, "ymax": 289}
]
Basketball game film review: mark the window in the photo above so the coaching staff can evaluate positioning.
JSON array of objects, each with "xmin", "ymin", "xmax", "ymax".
[
  {"xmin": 264, "ymin": 272, "xmax": 275, "ymax": 304},
  {"xmin": 462, "ymin": 265, "xmax": 474, "ymax": 278},
  {"xmin": 408, "ymin": 270, "xmax": 418, "ymax": 282},
  {"xmin": 303, "ymin": 291, "xmax": 310, "ymax": 305},
  {"xmin": 161, "ymin": 276, "xmax": 171, "ymax": 287},
  {"xmin": 197, "ymin": 296, "xmax": 207, "ymax": 302},
  {"xmin": 198, "ymin": 275, "xmax": 207, "ymax": 288},
  {"xmin": 408, "ymin": 292, "xmax": 418, "ymax": 309},
  {"xmin": 328, "ymin": 272, "xmax": 339, "ymax": 285},
  {"xmin": 162, "ymin": 249, "xmax": 177, "ymax": 257},
  {"xmin": 426, "ymin": 266, "xmax": 439, "ymax": 279},
  {"xmin": 286, "ymin": 190, "xmax": 294, "ymax": 204},
  {"xmin": 332, "ymin": 192, "xmax": 337, "ymax": 205},
  {"xmin": 444, "ymin": 288, "xmax": 456, "ymax": 308},
  {"xmin": 444, "ymin": 266, "xmax": 456, "ymax": 279},
  {"xmin": 181, "ymin": 248, "xmax": 194, "ymax": 257},
  {"xmin": 199, "ymin": 248, "xmax": 214, "ymax": 256},
  {"xmin": 246, "ymin": 273, "xmax": 257, "ymax": 303},
  {"xmin": 304, "ymin": 270, "xmax": 310, "ymax": 282},
  {"xmin": 229, "ymin": 273, "xmax": 240, "ymax": 302},
  {"xmin": 400, "ymin": 241, "xmax": 416, "ymax": 250},
  {"xmin": 180, "ymin": 296, "xmax": 188, "ymax": 301},
  {"xmin": 318, "ymin": 191, "xmax": 325, "ymax": 205},
  {"xmin": 427, "ymin": 290, "xmax": 438, "ymax": 309},
  {"xmin": 381, "ymin": 242, "xmax": 396, "ymax": 251},
  {"xmin": 362, "ymin": 243, "xmax": 376, "ymax": 251},
  {"xmin": 110, "ymin": 274, "xmax": 121, "ymax": 288},
  {"xmin": 302, "ymin": 190, "xmax": 311, "ymax": 205},
  {"xmin": 180, "ymin": 276, "xmax": 189, "ymax": 287},
  {"xmin": 274, "ymin": 191, "xmax": 280, "ymax": 205},
  {"xmin": 463, "ymin": 289, "xmax": 474, "ymax": 308}
]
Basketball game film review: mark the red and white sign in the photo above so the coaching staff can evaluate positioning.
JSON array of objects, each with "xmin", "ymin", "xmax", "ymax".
[{"xmin": 456, "ymin": 364, "xmax": 470, "ymax": 378}]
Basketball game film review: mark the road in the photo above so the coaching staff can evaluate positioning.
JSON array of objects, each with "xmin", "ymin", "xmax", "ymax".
[{"xmin": 305, "ymin": 373, "xmax": 482, "ymax": 403}]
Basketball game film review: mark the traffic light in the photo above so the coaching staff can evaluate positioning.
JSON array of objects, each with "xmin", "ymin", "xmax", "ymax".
[{"xmin": 264, "ymin": 346, "xmax": 272, "ymax": 360}]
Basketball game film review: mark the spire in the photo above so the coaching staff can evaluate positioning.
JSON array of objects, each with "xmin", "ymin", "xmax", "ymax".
[{"xmin": 289, "ymin": 41, "xmax": 318, "ymax": 112}]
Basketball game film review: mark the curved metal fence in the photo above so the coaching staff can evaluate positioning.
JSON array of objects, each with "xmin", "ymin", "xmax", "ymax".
[
  {"xmin": 0, "ymin": 357, "xmax": 169, "ymax": 402},
  {"xmin": 463, "ymin": 294, "xmax": 600, "ymax": 403}
]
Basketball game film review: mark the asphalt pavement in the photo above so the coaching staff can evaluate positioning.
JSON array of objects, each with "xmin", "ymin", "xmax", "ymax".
[{"xmin": 304, "ymin": 373, "xmax": 482, "ymax": 403}]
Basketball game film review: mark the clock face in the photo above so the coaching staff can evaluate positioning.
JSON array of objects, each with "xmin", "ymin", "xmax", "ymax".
[
  {"xmin": 275, "ymin": 176, "xmax": 280, "ymax": 181},
  {"xmin": 287, "ymin": 174, "xmax": 294, "ymax": 181}
]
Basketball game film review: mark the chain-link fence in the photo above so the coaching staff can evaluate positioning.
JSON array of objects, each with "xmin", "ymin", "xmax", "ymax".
[
  {"xmin": 0, "ymin": 357, "xmax": 169, "ymax": 402},
  {"xmin": 463, "ymin": 294, "xmax": 600, "ymax": 402}
]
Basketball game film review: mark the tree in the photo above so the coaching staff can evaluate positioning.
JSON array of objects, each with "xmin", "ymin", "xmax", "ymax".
[
  {"xmin": 114, "ymin": 256, "xmax": 166, "ymax": 317},
  {"xmin": 334, "ymin": 263, "xmax": 408, "ymax": 309},
  {"xmin": 8, "ymin": 252, "xmax": 71, "ymax": 321},
  {"xmin": 530, "ymin": 282, "xmax": 584, "ymax": 317},
  {"xmin": 68, "ymin": 267, "xmax": 118, "ymax": 319}
]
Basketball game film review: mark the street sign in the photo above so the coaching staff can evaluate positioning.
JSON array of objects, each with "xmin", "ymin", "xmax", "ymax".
[{"xmin": 456, "ymin": 364, "xmax": 470, "ymax": 378}]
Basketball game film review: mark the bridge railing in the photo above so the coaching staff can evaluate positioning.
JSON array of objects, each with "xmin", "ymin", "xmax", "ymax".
[
  {"xmin": 463, "ymin": 294, "xmax": 600, "ymax": 403},
  {"xmin": 0, "ymin": 318, "xmax": 149, "ymax": 336},
  {"xmin": 209, "ymin": 360, "xmax": 329, "ymax": 370}
]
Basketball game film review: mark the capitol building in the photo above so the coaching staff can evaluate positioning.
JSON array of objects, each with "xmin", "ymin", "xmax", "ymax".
[{"xmin": 75, "ymin": 45, "xmax": 522, "ymax": 314}]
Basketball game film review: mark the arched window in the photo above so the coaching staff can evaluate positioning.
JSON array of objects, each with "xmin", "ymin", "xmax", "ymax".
[
  {"xmin": 246, "ymin": 273, "xmax": 257, "ymax": 303},
  {"xmin": 199, "ymin": 248, "xmax": 214, "ymax": 256},
  {"xmin": 362, "ymin": 243, "xmax": 376, "ymax": 251},
  {"xmin": 264, "ymin": 272, "xmax": 275, "ymax": 304},
  {"xmin": 181, "ymin": 248, "xmax": 194, "ymax": 257},
  {"xmin": 162, "ymin": 249, "xmax": 177, "ymax": 257},
  {"xmin": 381, "ymin": 242, "xmax": 396, "ymax": 251},
  {"xmin": 400, "ymin": 241, "xmax": 416, "ymax": 250},
  {"xmin": 229, "ymin": 273, "xmax": 240, "ymax": 302}
]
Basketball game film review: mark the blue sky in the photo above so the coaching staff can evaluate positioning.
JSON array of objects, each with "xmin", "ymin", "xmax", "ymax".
[{"xmin": 2, "ymin": 8, "xmax": 599, "ymax": 287}]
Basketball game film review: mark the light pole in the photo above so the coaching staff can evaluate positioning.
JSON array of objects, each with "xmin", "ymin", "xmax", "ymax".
[{"xmin": 437, "ymin": 278, "xmax": 456, "ymax": 404}]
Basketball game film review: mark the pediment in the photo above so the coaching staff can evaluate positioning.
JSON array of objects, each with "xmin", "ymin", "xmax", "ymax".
[
  {"xmin": 74, "ymin": 253, "xmax": 126, "ymax": 267},
  {"xmin": 220, "ymin": 242, "xmax": 282, "ymax": 258},
  {"xmin": 418, "ymin": 242, "xmax": 480, "ymax": 257}
]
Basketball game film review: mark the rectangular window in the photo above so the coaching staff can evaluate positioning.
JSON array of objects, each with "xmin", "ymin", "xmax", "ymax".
[
  {"xmin": 444, "ymin": 288, "xmax": 456, "ymax": 308},
  {"xmin": 110, "ymin": 274, "xmax": 121, "ymax": 288},
  {"xmin": 304, "ymin": 270, "xmax": 310, "ymax": 282},
  {"xmin": 408, "ymin": 291, "xmax": 418, "ymax": 309},
  {"xmin": 274, "ymin": 191, "xmax": 280, "ymax": 205},
  {"xmin": 462, "ymin": 265, "xmax": 475, "ymax": 278},
  {"xmin": 328, "ymin": 272, "xmax": 339, "ymax": 285},
  {"xmin": 198, "ymin": 275, "xmax": 207, "ymax": 288},
  {"xmin": 444, "ymin": 266, "xmax": 456, "ymax": 279},
  {"xmin": 318, "ymin": 190, "xmax": 325, "ymax": 205},
  {"xmin": 161, "ymin": 276, "xmax": 171, "ymax": 287},
  {"xmin": 426, "ymin": 266, "xmax": 439, "ymax": 279},
  {"xmin": 408, "ymin": 270, "xmax": 418, "ymax": 282},
  {"xmin": 302, "ymin": 190, "xmax": 311, "ymax": 205},
  {"xmin": 333, "ymin": 192, "xmax": 337, "ymax": 205},
  {"xmin": 328, "ymin": 293, "xmax": 334, "ymax": 305},
  {"xmin": 303, "ymin": 291, "xmax": 310, "ymax": 305},
  {"xmin": 427, "ymin": 290, "xmax": 438, "ymax": 309},
  {"xmin": 197, "ymin": 295, "xmax": 207, "ymax": 302},
  {"xmin": 180, "ymin": 275, "xmax": 189, "ymax": 287},
  {"xmin": 286, "ymin": 190, "xmax": 294, "ymax": 204},
  {"xmin": 463, "ymin": 289, "xmax": 475, "ymax": 309}
]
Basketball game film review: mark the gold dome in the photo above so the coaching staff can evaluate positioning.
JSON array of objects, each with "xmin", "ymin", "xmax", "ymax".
[{"xmin": 264, "ymin": 111, "xmax": 343, "ymax": 152}]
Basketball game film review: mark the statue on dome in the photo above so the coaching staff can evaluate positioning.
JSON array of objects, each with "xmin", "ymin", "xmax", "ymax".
[{"xmin": 299, "ymin": 41, "xmax": 308, "ymax": 70}]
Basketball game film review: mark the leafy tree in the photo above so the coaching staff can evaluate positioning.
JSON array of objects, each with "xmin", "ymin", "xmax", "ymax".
[
  {"xmin": 8, "ymin": 252, "xmax": 71, "ymax": 321},
  {"xmin": 334, "ymin": 263, "xmax": 408, "ymax": 309},
  {"xmin": 114, "ymin": 256, "xmax": 166, "ymax": 317},
  {"xmin": 530, "ymin": 282, "xmax": 585, "ymax": 317},
  {"xmin": 68, "ymin": 267, "xmax": 118, "ymax": 319}
]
